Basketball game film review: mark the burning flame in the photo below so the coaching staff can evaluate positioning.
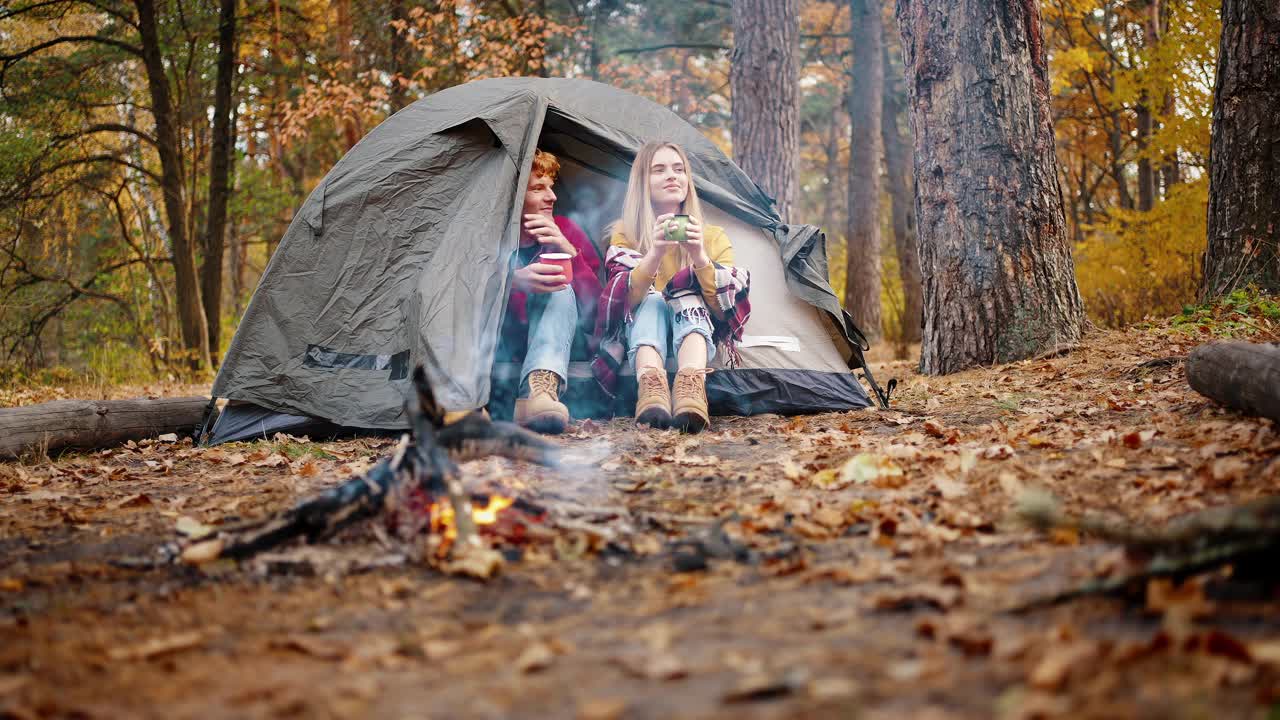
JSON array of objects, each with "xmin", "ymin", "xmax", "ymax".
[{"xmin": 429, "ymin": 494, "xmax": 516, "ymax": 540}]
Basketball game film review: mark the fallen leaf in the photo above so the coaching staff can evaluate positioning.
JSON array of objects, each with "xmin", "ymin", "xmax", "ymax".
[
  {"xmin": 722, "ymin": 671, "xmax": 802, "ymax": 703},
  {"xmin": 812, "ymin": 506, "xmax": 845, "ymax": 529},
  {"xmin": 0, "ymin": 673, "xmax": 30, "ymax": 696},
  {"xmin": 271, "ymin": 635, "xmax": 349, "ymax": 661},
  {"xmin": 1028, "ymin": 641, "xmax": 1098, "ymax": 691},
  {"xmin": 838, "ymin": 453, "xmax": 904, "ymax": 488},
  {"xmin": 869, "ymin": 585, "xmax": 962, "ymax": 612},
  {"xmin": 611, "ymin": 652, "xmax": 686, "ymax": 680},
  {"xmin": 982, "ymin": 444, "xmax": 1015, "ymax": 460},
  {"xmin": 807, "ymin": 677, "xmax": 858, "ymax": 701},
  {"xmin": 111, "ymin": 493, "xmax": 152, "ymax": 509},
  {"xmin": 515, "ymin": 642, "xmax": 556, "ymax": 673},
  {"xmin": 181, "ymin": 539, "xmax": 224, "ymax": 564},
  {"xmin": 252, "ymin": 453, "xmax": 288, "ymax": 468},
  {"xmin": 577, "ymin": 698, "xmax": 628, "ymax": 720},
  {"xmin": 108, "ymin": 631, "xmax": 207, "ymax": 661},
  {"xmin": 175, "ymin": 516, "xmax": 215, "ymax": 539},
  {"xmin": 931, "ymin": 476, "xmax": 968, "ymax": 499}
]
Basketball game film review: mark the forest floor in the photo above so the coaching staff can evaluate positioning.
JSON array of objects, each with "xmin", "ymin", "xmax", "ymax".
[{"xmin": 2, "ymin": 317, "xmax": 1279, "ymax": 719}]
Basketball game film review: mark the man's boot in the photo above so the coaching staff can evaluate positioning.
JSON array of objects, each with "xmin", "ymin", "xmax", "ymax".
[
  {"xmin": 635, "ymin": 368, "xmax": 672, "ymax": 429},
  {"xmin": 672, "ymin": 368, "xmax": 711, "ymax": 433},
  {"xmin": 514, "ymin": 370, "xmax": 570, "ymax": 434}
]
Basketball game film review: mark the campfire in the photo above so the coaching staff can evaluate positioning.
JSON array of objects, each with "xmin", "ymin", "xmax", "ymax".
[
  {"xmin": 399, "ymin": 487, "xmax": 549, "ymax": 556},
  {"xmin": 169, "ymin": 365, "xmax": 561, "ymax": 580}
]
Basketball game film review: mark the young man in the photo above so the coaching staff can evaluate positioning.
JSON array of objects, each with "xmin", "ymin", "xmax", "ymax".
[{"xmin": 502, "ymin": 150, "xmax": 602, "ymax": 434}]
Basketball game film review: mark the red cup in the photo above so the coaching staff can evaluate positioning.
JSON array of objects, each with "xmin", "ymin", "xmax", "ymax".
[{"xmin": 538, "ymin": 252, "xmax": 573, "ymax": 285}]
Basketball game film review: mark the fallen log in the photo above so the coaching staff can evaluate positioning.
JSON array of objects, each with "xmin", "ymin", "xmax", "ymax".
[
  {"xmin": 1186, "ymin": 341, "xmax": 1280, "ymax": 424},
  {"xmin": 0, "ymin": 396, "xmax": 210, "ymax": 459}
]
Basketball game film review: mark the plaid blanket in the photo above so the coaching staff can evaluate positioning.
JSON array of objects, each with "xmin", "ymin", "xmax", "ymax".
[{"xmin": 591, "ymin": 244, "xmax": 751, "ymax": 398}]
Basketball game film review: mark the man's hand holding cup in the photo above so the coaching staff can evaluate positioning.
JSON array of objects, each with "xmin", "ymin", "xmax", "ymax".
[{"xmin": 513, "ymin": 260, "xmax": 568, "ymax": 294}]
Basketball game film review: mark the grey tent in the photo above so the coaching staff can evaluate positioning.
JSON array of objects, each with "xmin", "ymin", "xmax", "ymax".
[{"xmin": 205, "ymin": 77, "xmax": 885, "ymax": 444}]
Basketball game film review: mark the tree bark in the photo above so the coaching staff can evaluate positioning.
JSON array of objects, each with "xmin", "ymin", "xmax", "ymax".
[
  {"xmin": 1201, "ymin": 0, "xmax": 1280, "ymax": 299},
  {"xmin": 882, "ymin": 35, "xmax": 921, "ymax": 346},
  {"xmin": 1186, "ymin": 342, "xmax": 1280, "ymax": 425},
  {"xmin": 730, "ymin": 0, "xmax": 800, "ymax": 222},
  {"xmin": 845, "ymin": 0, "xmax": 885, "ymax": 339},
  {"xmin": 896, "ymin": 0, "xmax": 1086, "ymax": 375},
  {"xmin": 135, "ymin": 0, "xmax": 210, "ymax": 370},
  {"xmin": 0, "ymin": 397, "xmax": 211, "ymax": 459},
  {"xmin": 201, "ymin": 0, "xmax": 238, "ymax": 367},
  {"xmin": 389, "ymin": 0, "xmax": 409, "ymax": 112}
]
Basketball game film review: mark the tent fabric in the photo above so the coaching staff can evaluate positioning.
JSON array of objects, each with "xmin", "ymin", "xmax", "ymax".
[{"xmin": 209, "ymin": 77, "xmax": 875, "ymax": 443}]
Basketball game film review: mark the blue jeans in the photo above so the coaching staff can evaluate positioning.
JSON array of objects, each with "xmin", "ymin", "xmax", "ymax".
[
  {"xmin": 520, "ymin": 286, "xmax": 577, "ymax": 390},
  {"xmin": 627, "ymin": 292, "xmax": 715, "ymax": 370}
]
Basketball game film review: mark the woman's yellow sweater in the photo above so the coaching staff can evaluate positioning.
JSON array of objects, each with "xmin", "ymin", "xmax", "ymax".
[{"xmin": 609, "ymin": 224, "xmax": 734, "ymax": 314}]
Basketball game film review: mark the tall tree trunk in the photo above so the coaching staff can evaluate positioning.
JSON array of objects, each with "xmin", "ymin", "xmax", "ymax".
[
  {"xmin": 389, "ymin": 0, "xmax": 409, "ymax": 112},
  {"xmin": 821, "ymin": 115, "xmax": 842, "ymax": 236},
  {"xmin": 730, "ymin": 0, "xmax": 800, "ymax": 222},
  {"xmin": 1135, "ymin": 99, "xmax": 1155, "ymax": 211},
  {"xmin": 845, "ymin": 0, "xmax": 885, "ymax": 339},
  {"xmin": 135, "ymin": 0, "xmax": 210, "ymax": 370},
  {"xmin": 201, "ymin": 0, "xmax": 238, "ymax": 367},
  {"xmin": 882, "ymin": 35, "xmax": 921, "ymax": 346},
  {"xmin": 1202, "ymin": 0, "xmax": 1280, "ymax": 299},
  {"xmin": 1108, "ymin": 111, "xmax": 1134, "ymax": 211},
  {"xmin": 896, "ymin": 0, "xmax": 1085, "ymax": 375},
  {"xmin": 1136, "ymin": 0, "xmax": 1159, "ymax": 212}
]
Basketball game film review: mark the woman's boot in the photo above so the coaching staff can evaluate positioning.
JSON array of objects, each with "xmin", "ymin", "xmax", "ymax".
[
  {"xmin": 635, "ymin": 367, "xmax": 672, "ymax": 428},
  {"xmin": 672, "ymin": 368, "xmax": 711, "ymax": 433}
]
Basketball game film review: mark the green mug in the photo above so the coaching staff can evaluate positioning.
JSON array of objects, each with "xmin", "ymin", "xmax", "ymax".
[{"xmin": 664, "ymin": 214, "xmax": 691, "ymax": 243}]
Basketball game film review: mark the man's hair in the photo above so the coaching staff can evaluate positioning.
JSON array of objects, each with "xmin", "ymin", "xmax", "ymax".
[{"xmin": 532, "ymin": 149, "xmax": 560, "ymax": 180}]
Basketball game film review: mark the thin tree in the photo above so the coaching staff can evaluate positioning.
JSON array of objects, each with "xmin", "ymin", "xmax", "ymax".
[
  {"xmin": 845, "ymin": 0, "xmax": 885, "ymax": 338},
  {"xmin": 881, "ymin": 32, "xmax": 921, "ymax": 347},
  {"xmin": 896, "ymin": 0, "xmax": 1085, "ymax": 374},
  {"xmin": 136, "ymin": 0, "xmax": 211, "ymax": 369},
  {"xmin": 730, "ymin": 0, "xmax": 800, "ymax": 221},
  {"xmin": 201, "ymin": 0, "xmax": 239, "ymax": 366},
  {"xmin": 1201, "ymin": 0, "xmax": 1280, "ymax": 299}
]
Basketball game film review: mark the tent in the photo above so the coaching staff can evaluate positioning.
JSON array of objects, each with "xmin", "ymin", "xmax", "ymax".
[{"xmin": 205, "ymin": 77, "xmax": 887, "ymax": 444}]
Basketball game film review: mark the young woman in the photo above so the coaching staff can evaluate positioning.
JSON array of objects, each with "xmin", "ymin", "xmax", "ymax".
[{"xmin": 592, "ymin": 141, "xmax": 751, "ymax": 433}]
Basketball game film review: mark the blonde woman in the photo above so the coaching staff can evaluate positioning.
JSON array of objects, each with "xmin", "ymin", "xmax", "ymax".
[{"xmin": 592, "ymin": 141, "xmax": 751, "ymax": 433}]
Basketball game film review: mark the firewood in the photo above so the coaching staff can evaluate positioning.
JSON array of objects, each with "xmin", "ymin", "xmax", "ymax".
[
  {"xmin": 170, "ymin": 366, "xmax": 558, "ymax": 568},
  {"xmin": 1186, "ymin": 341, "xmax": 1280, "ymax": 424},
  {"xmin": 0, "ymin": 396, "xmax": 210, "ymax": 459}
]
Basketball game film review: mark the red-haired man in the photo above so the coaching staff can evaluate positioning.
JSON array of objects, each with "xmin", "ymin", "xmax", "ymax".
[{"xmin": 501, "ymin": 149, "xmax": 602, "ymax": 433}]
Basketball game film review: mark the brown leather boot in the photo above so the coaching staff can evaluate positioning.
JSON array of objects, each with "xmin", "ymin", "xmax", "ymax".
[
  {"xmin": 514, "ymin": 370, "xmax": 569, "ymax": 434},
  {"xmin": 672, "ymin": 368, "xmax": 711, "ymax": 433},
  {"xmin": 634, "ymin": 368, "xmax": 672, "ymax": 429}
]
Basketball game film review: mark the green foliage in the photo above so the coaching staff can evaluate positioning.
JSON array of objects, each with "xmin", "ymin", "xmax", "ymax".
[{"xmin": 1167, "ymin": 287, "xmax": 1280, "ymax": 341}]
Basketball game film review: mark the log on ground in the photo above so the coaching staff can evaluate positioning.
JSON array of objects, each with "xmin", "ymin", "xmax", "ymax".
[
  {"xmin": 1186, "ymin": 342, "xmax": 1280, "ymax": 424},
  {"xmin": 0, "ymin": 397, "xmax": 211, "ymax": 459}
]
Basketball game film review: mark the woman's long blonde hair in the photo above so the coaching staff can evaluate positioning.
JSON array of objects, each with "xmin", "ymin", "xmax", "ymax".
[{"xmin": 608, "ymin": 141, "xmax": 705, "ymax": 267}]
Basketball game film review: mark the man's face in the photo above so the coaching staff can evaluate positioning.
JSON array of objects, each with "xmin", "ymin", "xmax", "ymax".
[{"xmin": 523, "ymin": 173, "xmax": 557, "ymax": 217}]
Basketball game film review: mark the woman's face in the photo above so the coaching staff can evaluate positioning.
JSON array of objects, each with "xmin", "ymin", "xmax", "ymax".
[{"xmin": 647, "ymin": 146, "xmax": 688, "ymax": 210}]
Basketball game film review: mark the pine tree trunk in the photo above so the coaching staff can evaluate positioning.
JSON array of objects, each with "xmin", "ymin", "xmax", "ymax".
[
  {"xmin": 1202, "ymin": 0, "xmax": 1280, "ymax": 299},
  {"xmin": 135, "ymin": 0, "xmax": 210, "ymax": 371},
  {"xmin": 896, "ymin": 0, "xmax": 1085, "ymax": 375},
  {"xmin": 845, "ymin": 0, "xmax": 885, "ymax": 340},
  {"xmin": 201, "ymin": 0, "xmax": 237, "ymax": 367},
  {"xmin": 882, "ymin": 37, "xmax": 922, "ymax": 346},
  {"xmin": 730, "ymin": 0, "xmax": 800, "ymax": 222}
]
